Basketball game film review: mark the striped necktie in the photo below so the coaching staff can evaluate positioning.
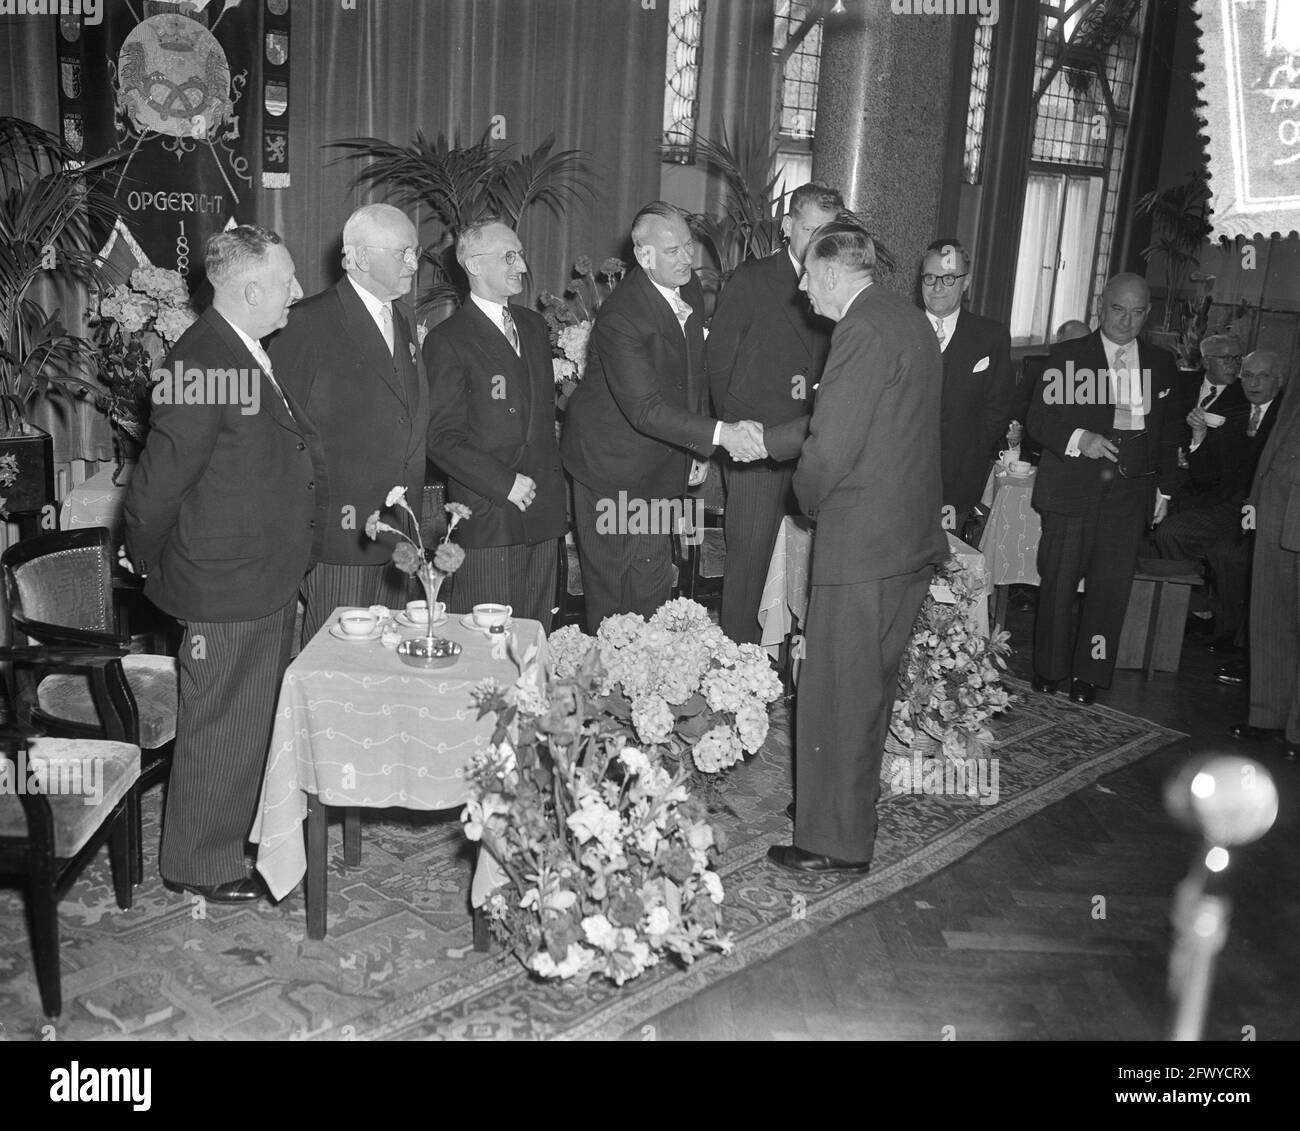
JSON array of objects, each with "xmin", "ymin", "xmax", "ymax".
[{"xmin": 501, "ymin": 306, "xmax": 520, "ymax": 354}]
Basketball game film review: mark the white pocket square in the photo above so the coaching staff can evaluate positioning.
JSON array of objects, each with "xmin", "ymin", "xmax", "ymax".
[
  {"xmin": 1159, "ymin": 388, "xmax": 1170, "ymax": 399},
  {"xmin": 972, "ymin": 356, "xmax": 990, "ymax": 373}
]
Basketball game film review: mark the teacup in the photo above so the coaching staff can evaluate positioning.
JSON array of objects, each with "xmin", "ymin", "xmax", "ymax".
[
  {"xmin": 1008, "ymin": 460, "xmax": 1033, "ymax": 476},
  {"xmin": 472, "ymin": 602, "xmax": 512, "ymax": 628},
  {"xmin": 404, "ymin": 599, "xmax": 446, "ymax": 624},
  {"xmin": 338, "ymin": 609, "xmax": 379, "ymax": 636},
  {"xmin": 1203, "ymin": 411, "xmax": 1226, "ymax": 428}
]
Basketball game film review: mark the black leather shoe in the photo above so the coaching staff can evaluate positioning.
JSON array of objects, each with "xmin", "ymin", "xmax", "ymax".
[
  {"xmin": 1068, "ymin": 679, "xmax": 1097, "ymax": 704},
  {"xmin": 766, "ymin": 844, "xmax": 871, "ymax": 875},
  {"xmin": 1031, "ymin": 675, "xmax": 1060, "ymax": 694},
  {"xmin": 785, "ymin": 801, "xmax": 795, "ymax": 820},
  {"xmin": 163, "ymin": 876, "xmax": 264, "ymax": 904},
  {"xmin": 1228, "ymin": 723, "xmax": 1284, "ymax": 743},
  {"xmin": 1216, "ymin": 665, "xmax": 1248, "ymax": 686}
]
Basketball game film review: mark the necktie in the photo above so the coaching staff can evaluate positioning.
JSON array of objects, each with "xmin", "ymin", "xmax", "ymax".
[
  {"xmin": 933, "ymin": 317, "xmax": 945, "ymax": 346},
  {"xmin": 501, "ymin": 305, "xmax": 520, "ymax": 353},
  {"xmin": 674, "ymin": 295, "xmax": 691, "ymax": 336},
  {"xmin": 252, "ymin": 345, "xmax": 293, "ymax": 415},
  {"xmin": 1112, "ymin": 346, "xmax": 1136, "ymax": 430},
  {"xmin": 1248, "ymin": 403, "xmax": 1264, "ymax": 437},
  {"xmin": 379, "ymin": 304, "xmax": 394, "ymax": 354},
  {"xmin": 1200, "ymin": 386, "xmax": 1216, "ymax": 410}
]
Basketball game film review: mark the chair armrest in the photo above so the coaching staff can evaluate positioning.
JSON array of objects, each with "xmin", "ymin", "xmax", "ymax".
[{"xmin": 0, "ymin": 644, "xmax": 129, "ymax": 675}]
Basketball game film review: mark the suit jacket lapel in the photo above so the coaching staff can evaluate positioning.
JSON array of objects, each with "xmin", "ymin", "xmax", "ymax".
[
  {"xmin": 204, "ymin": 308, "xmax": 300, "ymax": 435},
  {"xmin": 463, "ymin": 300, "xmax": 529, "ymax": 408},
  {"xmin": 335, "ymin": 279, "xmax": 408, "ymax": 408},
  {"xmin": 392, "ymin": 307, "xmax": 428, "ymax": 463},
  {"xmin": 633, "ymin": 269, "xmax": 693, "ymax": 403},
  {"xmin": 762, "ymin": 251, "xmax": 816, "ymax": 358}
]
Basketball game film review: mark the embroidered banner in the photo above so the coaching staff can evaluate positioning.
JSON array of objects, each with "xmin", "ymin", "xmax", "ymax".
[
  {"xmin": 1197, "ymin": 0, "xmax": 1300, "ymax": 240},
  {"xmin": 262, "ymin": 0, "xmax": 290, "ymax": 188},
  {"xmin": 56, "ymin": 0, "xmax": 261, "ymax": 283}
]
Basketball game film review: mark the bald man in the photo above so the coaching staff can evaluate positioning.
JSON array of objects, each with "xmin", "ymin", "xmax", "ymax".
[
  {"xmin": 270, "ymin": 203, "xmax": 431, "ymax": 642},
  {"xmin": 1026, "ymin": 273, "xmax": 1182, "ymax": 703}
]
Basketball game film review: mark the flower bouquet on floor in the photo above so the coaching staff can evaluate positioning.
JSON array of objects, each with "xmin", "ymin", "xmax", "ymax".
[
  {"xmin": 889, "ymin": 552, "xmax": 1013, "ymax": 772},
  {"xmin": 365, "ymin": 486, "xmax": 470, "ymax": 665},
  {"xmin": 464, "ymin": 622, "xmax": 736, "ymax": 985}
]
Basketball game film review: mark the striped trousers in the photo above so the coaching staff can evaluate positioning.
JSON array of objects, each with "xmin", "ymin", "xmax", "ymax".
[
  {"xmin": 444, "ymin": 540, "xmax": 559, "ymax": 632},
  {"xmin": 160, "ymin": 601, "xmax": 297, "ymax": 886},
  {"xmin": 300, "ymin": 561, "xmax": 412, "ymax": 646}
]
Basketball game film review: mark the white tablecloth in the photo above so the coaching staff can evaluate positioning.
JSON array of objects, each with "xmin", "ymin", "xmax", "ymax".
[{"xmin": 757, "ymin": 519, "xmax": 989, "ymax": 652}]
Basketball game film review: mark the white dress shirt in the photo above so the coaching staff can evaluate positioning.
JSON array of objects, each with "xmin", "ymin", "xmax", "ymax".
[
  {"xmin": 225, "ymin": 315, "xmax": 292, "ymax": 413},
  {"xmin": 927, "ymin": 307, "xmax": 960, "ymax": 354},
  {"xmin": 646, "ymin": 277, "xmax": 723, "ymax": 446},
  {"xmin": 348, "ymin": 275, "xmax": 394, "ymax": 351},
  {"xmin": 469, "ymin": 292, "xmax": 518, "ymax": 350}
]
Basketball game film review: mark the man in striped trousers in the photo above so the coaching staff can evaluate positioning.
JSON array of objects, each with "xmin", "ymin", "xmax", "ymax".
[{"xmin": 124, "ymin": 226, "xmax": 329, "ymax": 902}]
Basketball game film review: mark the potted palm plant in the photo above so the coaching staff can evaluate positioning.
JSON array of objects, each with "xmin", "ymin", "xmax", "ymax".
[
  {"xmin": 327, "ymin": 127, "xmax": 594, "ymax": 324},
  {"xmin": 1136, "ymin": 170, "xmax": 1216, "ymax": 334},
  {"xmin": 0, "ymin": 117, "xmax": 122, "ymax": 513}
]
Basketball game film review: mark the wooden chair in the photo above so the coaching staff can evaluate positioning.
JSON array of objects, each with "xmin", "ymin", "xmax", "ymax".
[
  {"xmin": 0, "ymin": 674, "xmax": 141, "ymax": 1015},
  {"xmin": 1, "ymin": 527, "xmax": 177, "ymax": 883}
]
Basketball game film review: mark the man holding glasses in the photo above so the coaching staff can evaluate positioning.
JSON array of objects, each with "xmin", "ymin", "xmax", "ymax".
[
  {"xmin": 919, "ymin": 238, "xmax": 1016, "ymax": 535},
  {"xmin": 1026, "ymin": 273, "xmax": 1182, "ymax": 704},
  {"xmin": 271, "ymin": 203, "xmax": 432, "ymax": 642}
]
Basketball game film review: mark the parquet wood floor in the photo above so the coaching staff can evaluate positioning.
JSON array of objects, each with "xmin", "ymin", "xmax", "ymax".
[{"xmin": 638, "ymin": 601, "xmax": 1300, "ymax": 1041}]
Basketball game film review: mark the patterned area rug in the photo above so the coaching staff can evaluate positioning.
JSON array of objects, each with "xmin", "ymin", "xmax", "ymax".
[{"xmin": 0, "ymin": 678, "xmax": 1182, "ymax": 1041}]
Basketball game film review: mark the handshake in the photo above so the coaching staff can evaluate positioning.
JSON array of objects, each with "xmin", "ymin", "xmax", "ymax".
[{"xmin": 718, "ymin": 420, "xmax": 768, "ymax": 463}]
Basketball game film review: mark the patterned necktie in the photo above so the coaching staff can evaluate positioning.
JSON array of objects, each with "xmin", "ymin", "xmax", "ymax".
[
  {"xmin": 1248, "ymin": 403, "xmax": 1264, "ymax": 437},
  {"xmin": 501, "ymin": 305, "xmax": 520, "ymax": 353},
  {"xmin": 379, "ymin": 304, "xmax": 394, "ymax": 354},
  {"xmin": 1112, "ymin": 346, "xmax": 1136, "ymax": 430},
  {"xmin": 933, "ymin": 316, "xmax": 945, "ymax": 346},
  {"xmin": 1200, "ymin": 386, "xmax": 1216, "ymax": 410},
  {"xmin": 674, "ymin": 295, "xmax": 691, "ymax": 336}
]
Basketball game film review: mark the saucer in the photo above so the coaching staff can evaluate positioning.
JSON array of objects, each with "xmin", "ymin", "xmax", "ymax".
[
  {"xmin": 330, "ymin": 622, "xmax": 384, "ymax": 642},
  {"xmin": 459, "ymin": 613, "xmax": 513, "ymax": 634},
  {"xmin": 395, "ymin": 610, "xmax": 447, "ymax": 630}
]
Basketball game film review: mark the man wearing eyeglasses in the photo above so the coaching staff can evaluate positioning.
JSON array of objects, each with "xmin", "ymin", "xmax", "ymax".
[
  {"xmin": 270, "ymin": 203, "xmax": 431, "ymax": 643},
  {"xmin": 919, "ymin": 239, "xmax": 1016, "ymax": 535},
  {"xmin": 423, "ymin": 217, "xmax": 566, "ymax": 628},
  {"xmin": 1027, "ymin": 273, "xmax": 1182, "ymax": 704}
]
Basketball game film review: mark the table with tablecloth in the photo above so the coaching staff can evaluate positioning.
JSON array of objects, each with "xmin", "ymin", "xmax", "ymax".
[
  {"xmin": 60, "ymin": 463, "xmax": 130, "ymax": 539},
  {"xmin": 252, "ymin": 609, "xmax": 545, "ymax": 930},
  {"xmin": 757, "ymin": 520, "xmax": 990, "ymax": 654},
  {"xmin": 978, "ymin": 467, "xmax": 1041, "ymax": 586}
]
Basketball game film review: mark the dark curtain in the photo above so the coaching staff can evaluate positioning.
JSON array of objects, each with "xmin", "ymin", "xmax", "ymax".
[{"xmin": 260, "ymin": 0, "xmax": 669, "ymax": 326}]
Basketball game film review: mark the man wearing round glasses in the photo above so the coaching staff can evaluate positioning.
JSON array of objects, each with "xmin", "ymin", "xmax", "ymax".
[
  {"xmin": 424, "ymin": 217, "xmax": 566, "ymax": 628},
  {"xmin": 271, "ymin": 202, "xmax": 432, "ymax": 642},
  {"xmin": 919, "ymin": 239, "xmax": 1016, "ymax": 536}
]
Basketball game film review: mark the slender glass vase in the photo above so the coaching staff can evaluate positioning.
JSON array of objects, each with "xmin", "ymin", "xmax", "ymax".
[{"xmin": 396, "ymin": 562, "xmax": 460, "ymax": 667}]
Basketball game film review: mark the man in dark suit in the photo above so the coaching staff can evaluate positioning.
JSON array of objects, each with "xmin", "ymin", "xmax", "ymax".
[
  {"xmin": 270, "ymin": 203, "xmax": 430, "ymax": 643},
  {"xmin": 1151, "ymin": 344, "xmax": 1272, "ymax": 608},
  {"xmin": 920, "ymin": 239, "xmax": 1016, "ymax": 533},
  {"xmin": 1229, "ymin": 353, "xmax": 1300, "ymax": 759},
  {"xmin": 1027, "ymin": 273, "xmax": 1182, "ymax": 704},
  {"xmin": 561, "ymin": 201, "xmax": 764, "ymax": 631},
  {"xmin": 423, "ymin": 217, "xmax": 566, "ymax": 628},
  {"xmin": 767, "ymin": 222, "xmax": 947, "ymax": 875},
  {"xmin": 124, "ymin": 226, "xmax": 328, "ymax": 903},
  {"xmin": 706, "ymin": 182, "xmax": 841, "ymax": 644}
]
